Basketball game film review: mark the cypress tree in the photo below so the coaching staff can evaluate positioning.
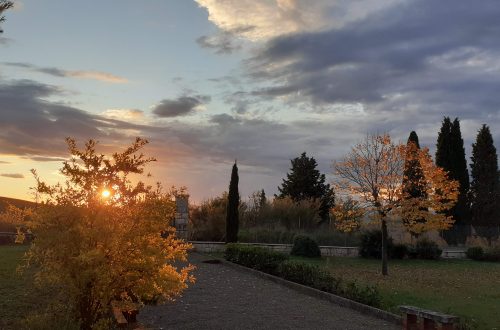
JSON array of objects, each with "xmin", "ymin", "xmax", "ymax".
[
  {"xmin": 470, "ymin": 125, "xmax": 500, "ymax": 245},
  {"xmin": 436, "ymin": 117, "xmax": 470, "ymax": 245},
  {"xmin": 402, "ymin": 131, "xmax": 427, "ymax": 237},
  {"xmin": 225, "ymin": 161, "xmax": 239, "ymax": 243},
  {"xmin": 278, "ymin": 152, "xmax": 335, "ymax": 222}
]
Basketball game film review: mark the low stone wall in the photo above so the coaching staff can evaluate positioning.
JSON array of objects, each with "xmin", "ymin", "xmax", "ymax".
[
  {"xmin": 441, "ymin": 248, "xmax": 467, "ymax": 259},
  {"xmin": 190, "ymin": 241, "xmax": 359, "ymax": 257}
]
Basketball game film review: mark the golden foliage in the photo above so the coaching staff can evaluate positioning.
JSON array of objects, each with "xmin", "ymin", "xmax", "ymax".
[
  {"xmin": 331, "ymin": 197, "xmax": 364, "ymax": 233},
  {"xmin": 23, "ymin": 138, "xmax": 194, "ymax": 329}
]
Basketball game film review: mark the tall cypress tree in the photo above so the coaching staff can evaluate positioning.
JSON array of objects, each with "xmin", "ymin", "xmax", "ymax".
[
  {"xmin": 402, "ymin": 131, "xmax": 427, "ymax": 237},
  {"xmin": 225, "ymin": 162, "xmax": 239, "ymax": 243},
  {"xmin": 470, "ymin": 125, "xmax": 500, "ymax": 245},
  {"xmin": 436, "ymin": 117, "xmax": 470, "ymax": 245}
]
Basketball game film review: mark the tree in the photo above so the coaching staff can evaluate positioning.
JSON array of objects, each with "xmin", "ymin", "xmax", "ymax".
[
  {"xmin": 470, "ymin": 125, "xmax": 500, "ymax": 245},
  {"xmin": 278, "ymin": 152, "xmax": 334, "ymax": 222},
  {"xmin": 436, "ymin": 117, "xmax": 471, "ymax": 245},
  {"xmin": 402, "ymin": 131, "xmax": 427, "ymax": 238},
  {"xmin": 24, "ymin": 138, "xmax": 194, "ymax": 329},
  {"xmin": 0, "ymin": 1, "xmax": 13, "ymax": 33},
  {"xmin": 226, "ymin": 161, "xmax": 239, "ymax": 243},
  {"xmin": 334, "ymin": 134, "xmax": 458, "ymax": 275},
  {"xmin": 331, "ymin": 197, "xmax": 364, "ymax": 235}
]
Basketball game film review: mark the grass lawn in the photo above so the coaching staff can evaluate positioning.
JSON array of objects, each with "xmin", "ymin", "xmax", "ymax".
[
  {"xmin": 0, "ymin": 245, "xmax": 45, "ymax": 329},
  {"xmin": 297, "ymin": 256, "xmax": 500, "ymax": 329}
]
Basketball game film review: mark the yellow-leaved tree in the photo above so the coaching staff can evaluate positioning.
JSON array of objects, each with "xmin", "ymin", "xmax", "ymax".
[
  {"xmin": 334, "ymin": 134, "xmax": 459, "ymax": 275},
  {"xmin": 23, "ymin": 137, "xmax": 194, "ymax": 329}
]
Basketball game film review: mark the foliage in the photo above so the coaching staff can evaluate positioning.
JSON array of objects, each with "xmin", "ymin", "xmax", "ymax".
[
  {"xmin": 278, "ymin": 152, "xmax": 335, "ymax": 222},
  {"xmin": 290, "ymin": 235, "xmax": 321, "ymax": 258},
  {"xmin": 0, "ymin": 204, "xmax": 34, "ymax": 244},
  {"xmin": 414, "ymin": 238, "xmax": 442, "ymax": 260},
  {"xmin": 278, "ymin": 260, "xmax": 341, "ymax": 293},
  {"xmin": 482, "ymin": 247, "xmax": 500, "ymax": 262},
  {"xmin": 335, "ymin": 133, "xmax": 459, "ymax": 275},
  {"xmin": 402, "ymin": 131, "xmax": 427, "ymax": 237},
  {"xmin": 436, "ymin": 117, "xmax": 471, "ymax": 245},
  {"xmin": 189, "ymin": 193, "xmax": 227, "ymax": 241},
  {"xmin": 470, "ymin": 125, "xmax": 500, "ymax": 245},
  {"xmin": 24, "ymin": 138, "xmax": 194, "ymax": 329},
  {"xmin": 342, "ymin": 281, "xmax": 382, "ymax": 307},
  {"xmin": 224, "ymin": 243, "xmax": 288, "ymax": 274},
  {"xmin": 269, "ymin": 196, "xmax": 322, "ymax": 230},
  {"xmin": 466, "ymin": 247, "xmax": 484, "ymax": 260},
  {"xmin": 331, "ymin": 197, "xmax": 364, "ymax": 234},
  {"xmin": 226, "ymin": 162, "xmax": 239, "ymax": 243},
  {"xmin": 0, "ymin": 0, "xmax": 13, "ymax": 33},
  {"xmin": 240, "ymin": 190, "xmax": 269, "ymax": 228},
  {"xmin": 359, "ymin": 230, "xmax": 394, "ymax": 259},
  {"xmin": 390, "ymin": 243, "xmax": 409, "ymax": 260}
]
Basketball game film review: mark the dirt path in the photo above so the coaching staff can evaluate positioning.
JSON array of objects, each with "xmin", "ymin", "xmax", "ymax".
[{"xmin": 138, "ymin": 253, "xmax": 398, "ymax": 330}]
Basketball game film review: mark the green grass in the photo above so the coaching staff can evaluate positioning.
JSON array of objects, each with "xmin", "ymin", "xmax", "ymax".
[{"xmin": 294, "ymin": 256, "xmax": 500, "ymax": 329}]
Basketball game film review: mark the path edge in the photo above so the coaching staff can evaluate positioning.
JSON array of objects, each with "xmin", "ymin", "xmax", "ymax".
[{"xmin": 198, "ymin": 252, "xmax": 401, "ymax": 326}]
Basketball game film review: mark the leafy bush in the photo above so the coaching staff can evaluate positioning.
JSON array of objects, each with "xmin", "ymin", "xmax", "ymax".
[
  {"xmin": 225, "ymin": 243, "xmax": 289, "ymax": 274},
  {"xmin": 278, "ymin": 260, "xmax": 341, "ymax": 293},
  {"xmin": 341, "ymin": 281, "xmax": 381, "ymax": 307},
  {"xmin": 466, "ymin": 246, "xmax": 484, "ymax": 260},
  {"xmin": 291, "ymin": 235, "xmax": 321, "ymax": 258},
  {"xmin": 390, "ymin": 243, "xmax": 408, "ymax": 259},
  {"xmin": 359, "ymin": 230, "xmax": 393, "ymax": 259},
  {"xmin": 415, "ymin": 238, "xmax": 442, "ymax": 260},
  {"xmin": 483, "ymin": 247, "xmax": 500, "ymax": 262}
]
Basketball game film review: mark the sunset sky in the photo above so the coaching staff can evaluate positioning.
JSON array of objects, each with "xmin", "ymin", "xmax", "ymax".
[{"xmin": 1, "ymin": 0, "xmax": 499, "ymax": 203}]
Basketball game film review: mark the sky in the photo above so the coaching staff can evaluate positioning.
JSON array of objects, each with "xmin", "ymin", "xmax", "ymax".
[{"xmin": 0, "ymin": 0, "xmax": 499, "ymax": 203}]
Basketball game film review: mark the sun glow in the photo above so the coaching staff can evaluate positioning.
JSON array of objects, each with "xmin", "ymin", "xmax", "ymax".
[{"xmin": 101, "ymin": 189, "xmax": 111, "ymax": 198}]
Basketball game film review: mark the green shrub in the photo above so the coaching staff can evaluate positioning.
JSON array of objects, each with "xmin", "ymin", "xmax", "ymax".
[
  {"xmin": 390, "ymin": 243, "xmax": 408, "ymax": 259},
  {"xmin": 341, "ymin": 281, "xmax": 381, "ymax": 307},
  {"xmin": 483, "ymin": 247, "xmax": 500, "ymax": 262},
  {"xmin": 225, "ymin": 243, "xmax": 289, "ymax": 274},
  {"xmin": 290, "ymin": 235, "xmax": 321, "ymax": 258},
  {"xmin": 415, "ymin": 238, "xmax": 442, "ymax": 260},
  {"xmin": 359, "ymin": 230, "xmax": 393, "ymax": 259},
  {"xmin": 466, "ymin": 246, "xmax": 484, "ymax": 260},
  {"xmin": 278, "ymin": 260, "xmax": 341, "ymax": 293}
]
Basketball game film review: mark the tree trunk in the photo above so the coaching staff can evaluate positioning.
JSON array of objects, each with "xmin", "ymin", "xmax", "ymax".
[{"xmin": 381, "ymin": 218, "xmax": 388, "ymax": 276}]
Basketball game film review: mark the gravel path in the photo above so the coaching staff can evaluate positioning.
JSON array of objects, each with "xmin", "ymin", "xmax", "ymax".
[{"xmin": 138, "ymin": 253, "xmax": 398, "ymax": 330}]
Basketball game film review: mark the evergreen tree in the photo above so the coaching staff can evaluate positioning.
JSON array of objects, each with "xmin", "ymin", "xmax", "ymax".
[
  {"xmin": 402, "ymin": 131, "xmax": 427, "ymax": 237},
  {"xmin": 259, "ymin": 189, "xmax": 267, "ymax": 210},
  {"xmin": 225, "ymin": 162, "xmax": 239, "ymax": 243},
  {"xmin": 436, "ymin": 117, "xmax": 470, "ymax": 245},
  {"xmin": 470, "ymin": 125, "xmax": 500, "ymax": 244},
  {"xmin": 278, "ymin": 152, "xmax": 334, "ymax": 222}
]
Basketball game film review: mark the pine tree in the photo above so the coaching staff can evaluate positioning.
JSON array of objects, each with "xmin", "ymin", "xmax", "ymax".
[
  {"xmin": 436, "ymin": 117, "xmax": 470, "ymax": 245},
  {"xmin": 470, "ymin": 125, "xmax": 500, "ymax": 244},
  {"xmin": 225, "ymin": 162, "xmax": 239, "ymax": 243},
  {"xmin": 278, "ymin": 152, "xmax": 334, "ymax": 222},
  {"xmin": 259, "ymin": 189, "xmax": 267, "ymax": 210},
  {"xmin": 402, "ymin": 131, "xmax": 427, "ymax": 237}
]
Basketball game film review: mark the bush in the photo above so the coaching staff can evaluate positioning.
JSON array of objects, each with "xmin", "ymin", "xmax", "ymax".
[
  {"xmin": 483, "ymin": 247, "xmax": 500, "ymax": 262},
  {"xmin": 278, "ymin": 260, "xmax": 341, "ymax": 293},
  {"xmin": 390, "ymin": 243, "xmax": 408, "ymax": 259},
  {"xmin": 466, "ymin": 246, "xmax": 484, "ymax": 260},
  {"xmin": 415, "ymin": 238, "xmax": 442, "ymax": 260},
  {"xmin": 341, "ymin": 281, "xmax": 381, "ymax": 307},
  {"xmin": 291, "ymin": 235, "xmax": 321, "ymax": 258},
  {"xmin": 225, "ymin": 243, "xmax": 289, "ymax": 274},
  {"xmin": 359, "ymin": 230, "xmax": 393, "ymax": 259}
]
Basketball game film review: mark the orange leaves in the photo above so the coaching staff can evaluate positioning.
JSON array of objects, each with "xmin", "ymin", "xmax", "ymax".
[{"xmin": 331, "ymin": 197, "xmax": 364, "ymax": 233}]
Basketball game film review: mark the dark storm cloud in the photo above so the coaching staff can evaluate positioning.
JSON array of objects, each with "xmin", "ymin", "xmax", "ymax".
[
  {"xmin": 0, "ymin": 173, "xmax": 24, "ymax": 179},
  {"xmin": 152, "ymin": 95, "xmax": 211, "ymax": 117},
  {"xmin": 248, "ymin": 0, "xmax": 500, "ymax": 117},
  {"xmin": 0, "ymin": 79, "xmax": 142, "ymax": 157}
]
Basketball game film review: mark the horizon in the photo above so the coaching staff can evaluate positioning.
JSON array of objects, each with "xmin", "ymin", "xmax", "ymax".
[{"xmin": 1, "ymin": 0, "xmax": 499, "ymax": 204}]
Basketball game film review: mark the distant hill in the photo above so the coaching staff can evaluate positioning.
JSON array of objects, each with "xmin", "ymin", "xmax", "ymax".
[{"xmin": 0, "ymin": 196, "xmax": 36, "ymax": 213}]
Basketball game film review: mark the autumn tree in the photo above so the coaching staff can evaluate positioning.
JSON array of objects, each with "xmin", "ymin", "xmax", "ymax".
[
  {"xmin": 0, "ymin": 0, "xmax": 13, "ymax": 33},
  {"xmin": 436, "ymin": 117, "xmax": 471, "ymax": 245},
  {"xmin": 334, "ymin": 134, "xmax": 458, "ymax": 275},
  {"xmin": 24, "ymin": 138, "xmax": 194, "ymax": 329},
  {"xmin": 226, "ymin": 161, "xmax": 239, "ymax": 243},
  {"xmin": 331, "ymin": 197, "xmax": 364, "ymax": 244},
  {"xmin": 402, "ymin": 131, "xmax": 427, "ymax": 238},
  {"xmin": 278, "ymin": 152, "xmax": 334, "ymax": 222},
  {"xmin": 470, "ymin": 125, "xmax": 500, "ymax": 245}
]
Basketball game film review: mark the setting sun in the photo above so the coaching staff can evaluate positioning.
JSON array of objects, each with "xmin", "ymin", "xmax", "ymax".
[{"xmin": 101, "ymin": 189, "xmax": 111, "ymax": 198}]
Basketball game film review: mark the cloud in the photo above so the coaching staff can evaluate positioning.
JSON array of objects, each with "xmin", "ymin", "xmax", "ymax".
[
  {"xmin": 22, "ymin": 156, "xmax": 68, "ymax": 162},
  {"xmin": 4, "ymin": 62, "xmax": 128, "ymax": 83},
  {"xmin": 152, "ymin": 95, "xmax": 211, "ymax": 118},
  {"xmin": 102, "ymin": 109, "xmax": 145, "ymax": 121},
  {"xmin": 195, "ymin": 0, "xmax": 400, "ymax": 41},
  {"xmin": 1, "ymin": 173, "xmax": 24, "ymax": 179},
  {"xmin": 196, "ymin": 26, "xmax": 254, "ymax": 54},
  {"xmin": 0, "ymin": 161, "xmax": 10, "ymax": 164}
]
